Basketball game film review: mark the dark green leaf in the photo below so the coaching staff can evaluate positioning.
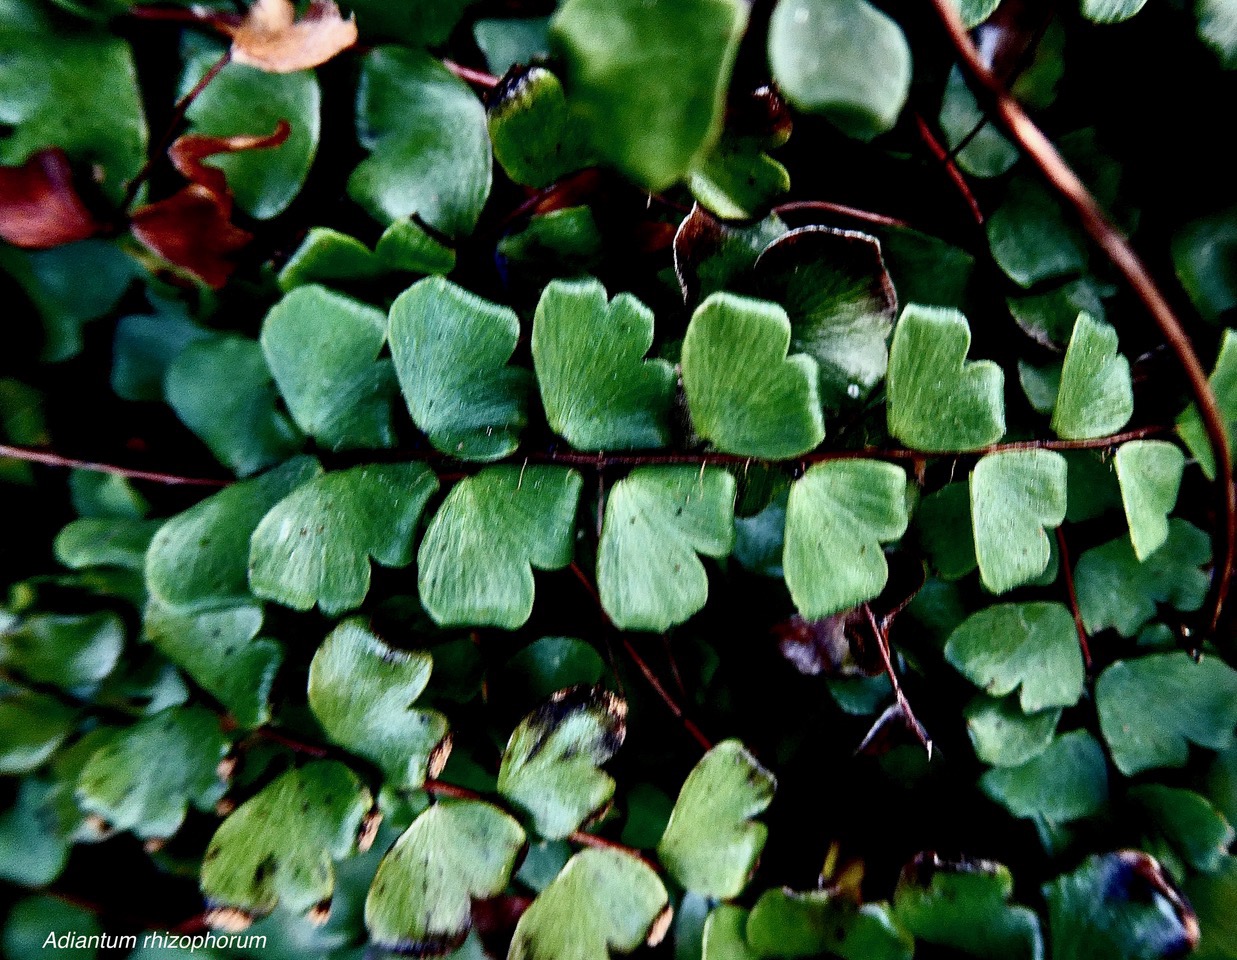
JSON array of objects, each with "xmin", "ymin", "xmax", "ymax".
[
  {"xmin": 505, "ymin": 637, "xmax": 606, "ymax": 705},
  {"xmin": 1177, "ymin": 327, "xmax": 1236, "ymax": 480},
  {"xmin": 987, "ymin": 178, "xmax": 1087, "ymax": 288},
  {"xmin": 488, "ymin": 66, "xmax": 590, "ymax": 188},
  {"xmin": 1130, "ymin": 785, "xmax": 1234, "ymax": 873},
  {"xmin": 0, "ymin": 692, "xmax": 76, "ymax": 774},
  {"xmin": 261, "ymin": 285, "xmax": 399, "ymax": 451},
  {"xmin": 965, "ymin": 695, "xmax": 1061, "ymax": 767},
  {"xmin": 349, "ymin": 48, "xmax": 491, "ymax": 236},
  {"xmin": 946, "ymin": 603, "xmax": 1084, "ymax": 712},
  {"xmin": 0, "ymin": 611, "xmax": 124, "ymax": 690},
  {"xmin": 1097, "ymin": 652, "xmax": 1237, "ymax": 775},
  {"xmin": 979, "ymin": 730, "xmax": 1108, "ymax": 823},
  {"xmin": 745, "ymin": 888, "xmax": 912, "ymax": 960},
  {"xmin": 1173, "ymin": 207, "xmax": 1237, "ymax": 318}
]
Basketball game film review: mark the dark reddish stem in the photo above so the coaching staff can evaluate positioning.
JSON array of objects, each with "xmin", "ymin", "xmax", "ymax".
[
  {"xmin": 442, "ymin": 58, "xmax": 500, "ymax": 90},
  {"xmin": 928, "ymin": 0, "xmax": 1235, "ymax": 636},
  {"xmin": 1056, "ymin": 527, "xmax": 1093, "ymax": 669},
  {"xmin": 913, "ymin": 112, "xmax": 984, "ymax": 226},
  {"xmin": 423, "ymin": 778, "xmax": 482, "ymax": 801},
  {"xmin": 128, "ymin": 4, "xmax": 239, "ymax": 29},
  {"xmin": 773, "ymin": 199, "xmax": 911, "ymax": 231},
  {"xmin": 0, "ymin": 443, "xmax": 228, "ymax": 488},
  {"xmin": 863, "ymin": 604, "xmax": 933, "ymax": 757},
  {"xmin": 568, "ymin": 564, "xmax": 714, "ymax": 752},
  {"xmin": 123, "ymin": 50, "xmax": 232, "ymax": 210},
  {"xmin": 567, "ymin": 829, "xmax": 655, "ymax": 864}
]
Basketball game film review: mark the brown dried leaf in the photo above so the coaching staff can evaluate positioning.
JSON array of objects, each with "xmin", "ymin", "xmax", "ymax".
[
  {"xmin": 0, "ymin": 149, "xmax": 102, "ymax": 249},
  {"xmin": 229, "ymin": 0, "xmax": 357, "ymax": 74},
  {"xmin": 130, "ymin": 122, "xmax": 290, "ymax": 288}
]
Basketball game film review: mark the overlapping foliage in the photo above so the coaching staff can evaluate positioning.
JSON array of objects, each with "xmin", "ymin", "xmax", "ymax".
[{"xmin": 2, "ymin": 0, "xmax": 1237, "ymax": 959}]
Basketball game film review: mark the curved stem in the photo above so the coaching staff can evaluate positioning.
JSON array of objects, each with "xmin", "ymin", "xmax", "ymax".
[
  {"xmin": 773, "ymin": 199, "xmax": 910, "ymax": 231},
  {"xmin": 926, "ymin": 0, "xmax": 1235, "ymax": 635},
  {"xmin": 0, "ymin": 443, "xmax": 229, "ymax": 487}
]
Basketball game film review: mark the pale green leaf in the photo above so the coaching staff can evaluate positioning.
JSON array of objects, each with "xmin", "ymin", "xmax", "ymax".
[
  {"xmin": 1051, "ymin": 314, "xmax": 1134, "ymax": 440},
  {"xmin": 418, "ymin": 467, "xmax": 582, "ymax": 629},
  {"xmin": 703, "ymin": 905, "xmax": 758, "ymax": 960},
  {"xmin": 1115, "ymin": 440, "xmax": 1185, "ymax": 560},
  {"xmin": 886, "ymin": 304, "xmax": 1005, "ymax": 451},
  {"xmin": 498, "ymin": 687, "xmax": 626, "ymax": 840},
  {"xmin": 783, "ymin": 460, "xmax": 909, "ymax": 619},
  {"xmin": 201, "ymin": 761, "xmax": 375, "ymax": 925},
  {"xmin": 532, "ymin": 278, "xmax": 675, "ymax": 450},
  {"xmin": 249, "ymin": 464, "xmax": 438, "ymax": 615},
  {"xmin": 681, "ymin": 292, "xmax": 825, "ymax": 458},
  {"xmin": 1177, "ymin": 328, "xmax": 1236, "ymax": 479},
  {"xmin": 1082, "ymin": 0, "xmax": 1149, "ymax": 23},
  {"xmin": 657, "ymin": 739, "xmax": 775, "ymax": 898},
  {"xmin": 508, "ymin": 847, "xmax": 670, "ymax": 960},
  {"xmin": 965, "ymin": 696, "xmax": 1062, "ymax": 767},
  {"xmin": 970, "ymin": 450, "xmax": 1068, "ymax": 593},
  {"xmin": 365, "ymin": 801, "xmax": 525, "ymax": 955},
  {"xmin": 308, "ymin": 620, "xmax": 449, "ymax": 790},
  {"xmin": 0, "ymin": 693, "xmax": 76, "ymax": 774},
  {"xmin": 390, "ymin": 277, "xmax": 531, "ymax": 461},
  {"xmin": 597, "ymin": 467, "xmax": 736, "ymax": 632},
  {"xmin": 745, "ymin": 888, "xmax": 913, "ymax": 960},
  {"xmin": 550, "ymin": 0, "xmax": 748, "ymax": 191},
  {"xmin": 768, "ymin": 0, "xmax": 911, "ymax": 141}
]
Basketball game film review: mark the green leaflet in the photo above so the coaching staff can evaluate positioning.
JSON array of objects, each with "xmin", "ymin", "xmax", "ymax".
[
  {"xmin": 915, "ymin": 483, "xmax": 977, "ymax": 580},
  {"xmin": 673, "ymin": 205, "xmax": 789, "ymax": 303},
  {"xmin": 987, "ymin": 178, "xmax": 1087, "ymax": 288},
  {"xmin": 165, "ymin": 336, "xmax": 304, "ymax": 477},
  {"xmin": 418, "ymin": 466, "xmax": 582, "ymax": 629},
  {"xmin": 0, "ymin": 779, "xmax": 70, "ymax": 887},
  {"xmin": 1114, "ymin": 440, "xmax": 1185, "ymax": 560},
  {"xmin": 508, "ymin": 847, "xmax": 671, "ymax": 960},
  {"xmin": 0, "ymin": 692, "xmax": 76, "ymax": 775},
  {"xmin": 200, "ymin": 761, "xmax": 376, "ymax": 926},
  {"xmin": 0, "ymin": 611, "xmax": 123, "ymax": 691},
  {"xmin": 754, "ymin": 226, "xmax": 898, "ymax": 410},
  {"xmin": 690, "ymin": 133, "xmax": 790, "ymax": 221},
  {"xmin": 145, "ymin": 457, "xmax": 321, "ymax": 611},
  {"xmin": 597, "ymin": 467, "xmax": 736, "ymax": 632},
  {"xmin": 111, "ymin": 309, "xmax": 212, "ymax": 402},
  {"xmin": 505, "ymin": 637, "xmax": 606, "ymax": 706},
  {"xmin": 1188, "ymin": 855, "xmax": 1237, "ymax": 960},
  {"xmin": 657, "ymin": 739, "xmax": 775, "ymax": 898},
  {"xmin": 1051, "ymin": 314, "xmax": 1134, "ymax": 440},
  {"xmin": 487, "ymin": 67, "xmax": 591, "ymax": 189},
  {"xmin": 550, "ymin": 0, "xmax": 748, "ymax": 191},
  {"xmin": 389, "ymin": 277, "xmax": 531, "ymax": 461},
  {"xmin": 308, "ymin": 620, "xmax": 449, "ymax": 790},
  {"xmin": 249, "ymin": 464, "xmax": 438, "ymax": 615},
  {"xmin": 892, "ymin": 855, "xmax": 1043, "ymax": 960},
  {"xmin": 498, "ymin": 687, "xmax": 626, "ymax": 840},
  {"xmin": 886, "ymin": 304, "xmax": 1005, "ymax": 451},
  {"xmin": 768, "ymin": 0, "xmax": 911, "ymax": 141},
  {"xmin": 1173, "ymin": 210, "xmax": 1237, "ymax": 321},
  {"xmin": 1130, "ymin": 785, "xmax": 1235, "ymax": 874},
  {"xmin": 745, "ymin": 888, "xmax": 913, "ymax": 960},
  {"xmin": 939, "ymin": 67, "xmax": 1017, "ymax": 178},
  {"xmin": 1097, "ymin": 652, "xmax": 1237, "ymax": 775},
  {"xmin": 0, "ymin": 30, "xmax": 146, "ymax": 202},
  {"xmin": 75, "ymin": 705, "xmax": 229, "ymax": 840},
  {"xmin": 1044, "ymin": 852, "xmax": 1198, "ymax": 960},
  {"xmin": 703, "ymin": 905, "xmax": 759, "ymax": 960},
  {"xmin": 260, "ymin": 285, "xmax": 399, "ymax": 452},
  {"xmin": 946, "ymin": 603, "xmax": 1084, "ymax": 712},
  {"xmin": 1081, "ymin": 0, "xmax": 1149, "ymax": 23},
  {"xmin": 277, "ymin": 222, "xmax": 456, "ymax": 290},
  {"xmin": 965, "ymin": 695, "xmax": 1061, "ymax": 767},
  {"xmin": 4, "ymin": 897, "xmax": 100, "ymax": 960},
  {"xmin": 345, "ymin": 0, "xmax": 472, "ymax": 45},
  {"xmin": 969, "ymin": 450, "xmax": 1068, "ymax": 593},
  {"xmin": 475, "ymin": 16, "xmax": 552, "ymax": 74},
  {"xmin": 980, "ymin": 730, "xmax": 1108, "ymax": 824},
  {"xmin": 532, "ymin": 278, "xmax": 676, "ymax": 450},
  {"xmin": 143, "ymin": 601, "xmax": 280, "ymax": 729},
  {"xmin": 55, "ymin": 515, "xmax": 158, "ymax": 571},
  {"xmin": 1177, "ymin": 327, "xmax": 1236, "ymax": 479},
  {"xmin": 365, "ymin": 801, "xmax": 525, "ymax": 955},
  {"xmin": 783, "ymin": 460, "xmax": 909, "ymax": 619},
  {"xmin": 681, "ymin": 292, "xmax": 825, "ymax": 458},
  {"xmin": 1074, "ymin": 519, "xmax": 1211, "ymax": 636},
  {"xmin": 349, "ymin": 48, "xmax": 492, "ymax": 236},
  {"xmin": 181, "ymin": 51, "xmax": 319, "ymax": 220}
]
